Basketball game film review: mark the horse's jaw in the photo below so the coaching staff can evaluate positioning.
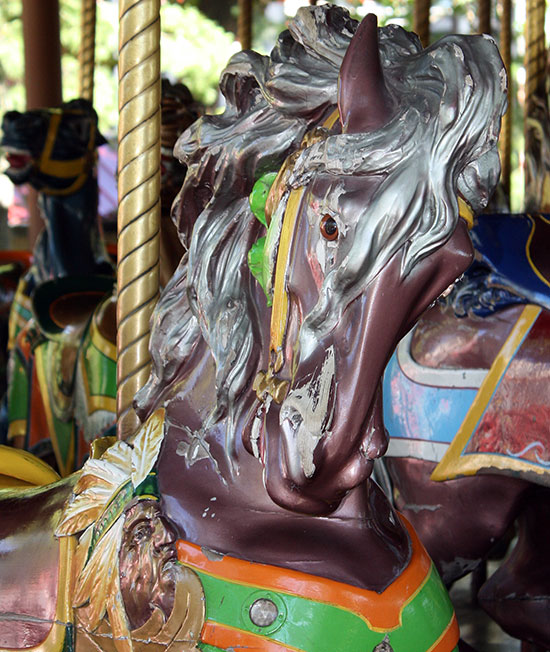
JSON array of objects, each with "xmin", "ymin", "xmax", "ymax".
[{"xmin": 249, "ymin": 288, "xmax": 391, "ymax": 516}]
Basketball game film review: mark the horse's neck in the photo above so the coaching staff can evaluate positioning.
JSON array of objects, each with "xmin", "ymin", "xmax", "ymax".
[{"xmin": 37, "ymin": 174, "xmax": 109, "ymax": 279}]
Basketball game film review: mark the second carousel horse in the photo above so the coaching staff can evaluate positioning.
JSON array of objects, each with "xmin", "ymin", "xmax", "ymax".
[
  {"xmin": 1, "ymin": 85, "xmax": 200, "ymax": 474},
  {"xmin": 382, "ymin": 211, "xmax": 550, "ymax": 649},
  {"xmin": 1, "ymin": 98, "xmax": 113, "ymax": 472}
]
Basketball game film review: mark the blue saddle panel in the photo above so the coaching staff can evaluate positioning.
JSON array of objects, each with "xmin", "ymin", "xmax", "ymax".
[{"xmin": 472, "ymin": 213, "xmax": 550, "ymax": 311}]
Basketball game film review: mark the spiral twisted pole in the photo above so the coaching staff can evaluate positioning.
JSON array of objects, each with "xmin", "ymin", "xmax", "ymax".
[
  {"xmin": 499, "ymin": 0, "xmax": 512, "ymax": 199},
  {"xmin": 238, "ymin": 0, "xmax": 252, "ymax": 50},
  {"xmin": 117, "ymin": 0, "xmax": 161, "ymax": 439},
  {"xmin": 413, "ymin": 0, "xmax": 431, "ymax": 48},
  {"xmin": 525, "ymin": 0, "xmax": 546, "ymax": 118},
  {"xmin": 78, "ymin": 0, "xmax": 96, "ymax": 102}
]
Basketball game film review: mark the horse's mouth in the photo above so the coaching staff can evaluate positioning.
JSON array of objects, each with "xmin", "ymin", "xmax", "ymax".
[{"xmin": 3, "ymin": 148, "xmax": 33, "ymax": 177}]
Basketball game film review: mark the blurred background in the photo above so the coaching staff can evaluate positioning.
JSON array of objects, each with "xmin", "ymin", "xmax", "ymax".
[{"xmin": 0, "ymin": 0, "xmax": 542, "ymax": 239}]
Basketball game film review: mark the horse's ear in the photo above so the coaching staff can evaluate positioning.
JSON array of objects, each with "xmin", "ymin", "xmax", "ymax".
[{"xmin": 338, "ymin": 14, "xmax": 394, "ymax": 133}]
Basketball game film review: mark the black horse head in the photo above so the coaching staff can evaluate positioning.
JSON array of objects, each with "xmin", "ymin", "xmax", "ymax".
[{"xmin": 1, "ymin": 98, "xmax": 106, "ymax": 194}]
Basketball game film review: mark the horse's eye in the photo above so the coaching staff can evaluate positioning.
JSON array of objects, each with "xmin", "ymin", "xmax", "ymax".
[{"xmin": 320, "ymin": 215, "xmax": 338, "ymax": 241}]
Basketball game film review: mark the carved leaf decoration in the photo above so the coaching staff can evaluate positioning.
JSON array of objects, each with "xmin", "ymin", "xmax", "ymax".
[
  {"xmin": 89, "ymin": 441, "xmax": 134, "ymax": 484},
  {"xmin": 73, "ymin": 516, "xmax": 125, "ymax": 627},
  {"xmin": 57, "ymin": 440, "xmax": 134, "ymax": 536},
  {"xmin": 131, "ymin": 408, "xmax": 165, "ymax": 488},
  {"xmin": 71, "ymin": 525, "xmax": 93, "ymax": 586},
  {"xmin": 56, "ymin": 483, "xmax": 118, "ymax": 536},
  {"xmin": 106, "ymin": 576, "xmax": 133, "ymax": 652},
  {"xmin": 71, "ymin": 455, "xmax": 129, "ymax": 495},
  {"xmin": 72, "ymin": 470, "xmax": 113, "ymax": 493}
]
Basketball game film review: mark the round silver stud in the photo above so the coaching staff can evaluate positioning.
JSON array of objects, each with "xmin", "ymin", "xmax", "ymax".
[{"xmin": 249, "ymin": 598, "xmax": 279, "ymax": 627}]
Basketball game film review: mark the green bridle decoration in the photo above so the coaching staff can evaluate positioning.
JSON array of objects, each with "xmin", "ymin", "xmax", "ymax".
[{"xmin": 248, "ymin": 172, "xmax": 278, "ymax": 304}]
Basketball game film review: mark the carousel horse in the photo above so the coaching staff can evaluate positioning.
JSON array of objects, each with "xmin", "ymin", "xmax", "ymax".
[
  {"xmin": 1, "ymin": 97, "xmax": 112, "ymax": 303},
  {"xmin": 382, "ymin": 221, "xmax": 550, "ymax": 649},
  {"xmin": 1, "ymin": 98, "xmax": 115, "ymax": 472},
  {"xmin": 0, "ymin": 85, "xmax": 200, "ymax": 474},
  {"xmin": 0, "ymin": 6, "xmax": 506, "ymax": 651}
]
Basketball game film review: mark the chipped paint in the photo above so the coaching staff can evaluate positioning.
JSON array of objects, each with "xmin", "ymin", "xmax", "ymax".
[
  {"xmin": 499, "ymin": 67, "xmax": 507, "ymax": 91},
  {"xmin": 402, "ymin": 503, "xmax": 442, "ymax": 513},
  {"xmin": 452, "ymin": 43, "xmax": 465, "ymax": 62},
  {"xmin": 279, "ymin": 346, "xmax": 336, "ymax": 477},
  {"xmin": 250, "ymin": 399, "xmax": 270, "ymax": 460},
  {"xmin": 170, "ymin": 420, "xmax": 226, "ymax": 482},
  {"xmin": 200, "ymin": 547, "xmax": 225, "ymax": 562},
  {"xmin": 176, "ymin": 433, "xmax": 211, "ymax": 466}
]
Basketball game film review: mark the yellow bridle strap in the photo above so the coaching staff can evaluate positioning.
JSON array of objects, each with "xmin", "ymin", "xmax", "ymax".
[
  {"xmin": 458, "ymin": 196, "xmax": 474, "ymax": 229},
  {"xmin": 38, "ymin": 110, "xmax": 95, "ymax": 196},
  {"xmin": 268, "ymin": 106, "xmax": 474, "ymax": 364},
  {"xmin": 323, "ymin": 107, "xmax": 340, "ymax": 129},
  {"xmin": 269, "ymin": 187, "xmax": 305, "ymax": 366},
  {"xmin": 268, "ymin": 108, "xmax": 341, "ymax": 362}
]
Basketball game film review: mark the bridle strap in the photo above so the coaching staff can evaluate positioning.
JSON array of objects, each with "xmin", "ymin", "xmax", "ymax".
[
  {"xmin": 458, "ymin": 196, "xmax": 474, "ymax": 229},
  {"xmin": 38, "ymin": 110, "xmax": 96, "ymax": 196},
  {"xmin": 269, "ymin": 187, "xmax": 305, "ymax": 367}
]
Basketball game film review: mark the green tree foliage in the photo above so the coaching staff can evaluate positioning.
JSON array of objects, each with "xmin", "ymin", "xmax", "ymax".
[
  {"xmin": 0, "ymin": 1, "xmax": 25, "ymax": 119},
  {"xmin": 159, "ymin": 3, "xmax": 237, "ymax": 109}
]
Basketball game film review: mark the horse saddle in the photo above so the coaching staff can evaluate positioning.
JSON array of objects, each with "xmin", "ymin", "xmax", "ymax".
[
  {"xmin": 0, "ymin": 447, "xmax": 75, "ymax": 648},
  {"xmin": 472, "ymin": 212, "xmax": 550, "ymax": 311}
]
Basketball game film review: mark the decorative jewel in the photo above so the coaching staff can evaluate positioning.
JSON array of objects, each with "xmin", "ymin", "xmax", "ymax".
[{"xmin": 249, "ymin": 598, "xmax": 279, "ymax": 627}]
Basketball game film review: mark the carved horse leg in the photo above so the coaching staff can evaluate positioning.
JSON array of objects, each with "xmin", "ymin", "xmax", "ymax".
[
  {"xmin": 478, "ymin": 486, "xmax": 550, "ymax": 650},
  {"xmin": 384, "ymin": 458, "xmax": 530, "ymax": 585}
]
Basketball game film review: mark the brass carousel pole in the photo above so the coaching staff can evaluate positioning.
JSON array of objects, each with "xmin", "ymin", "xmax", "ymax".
[
  {"xmin": 414, "ymin": 0, "xmax": 431, "ymax": 48},
  {"xmin": 117, "ymin": 0, "xmax": 161, "ymax": 439},
  {"xmin": 238, "ymin": 0, "xmax": 252, "ymax": 50},
  {"xmin": 79, "ymin": 0, "xmax": 96, "ymax": 102},
  {"xmin": 525, "ymin": 0, "xmax": 546, "ymax": 125},
  {"xmin": 498, "ymin": 0, "xmax": 512, "ymax": 200}
]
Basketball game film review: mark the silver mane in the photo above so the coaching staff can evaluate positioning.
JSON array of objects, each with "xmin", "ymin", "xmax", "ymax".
[{"xmin": 136, "ymin": 6, "xmax": 506, "ymax": 437}]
